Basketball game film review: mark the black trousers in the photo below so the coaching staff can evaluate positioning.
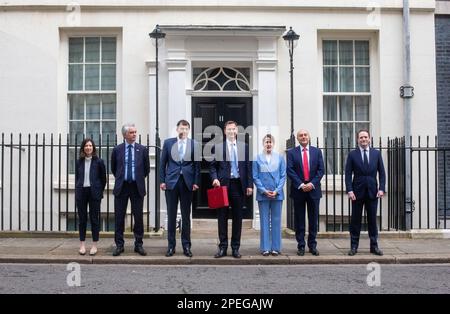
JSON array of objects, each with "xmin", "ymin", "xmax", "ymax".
[
  {"xmin": 350, "ymin": 196, "xmax": 379, "ymax": 250},
  {"xmin": 165, "ymin": 175, "xmax": 193, "ymax": 250},
  {"xmin": 114, "ymin": 182, "xmax": 144, "ymax": 248},
  {"xmin": 76, "ymin": 187, "xmax": 101, "ymax": 242},
  {"xmin": 218, "ymin": 179, "xmax": 244, "ymax": 251},
  {"xmin": 293, "ymin": 192, "xmax": 319, "ymax": 250}
]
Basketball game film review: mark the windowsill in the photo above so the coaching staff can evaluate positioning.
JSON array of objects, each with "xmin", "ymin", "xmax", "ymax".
[
  {"xmin": 321, "ymin": 177, "xmax": 345, "ymax": 191},
  {"xmin": 52, "ymin": 175, "xmax": 116, "ymax": 190}
]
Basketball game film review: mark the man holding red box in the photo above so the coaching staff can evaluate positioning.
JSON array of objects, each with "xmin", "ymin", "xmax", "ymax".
[{"xmin": 209, "ymin": 121, "xmax": 253, "ymax": 258}]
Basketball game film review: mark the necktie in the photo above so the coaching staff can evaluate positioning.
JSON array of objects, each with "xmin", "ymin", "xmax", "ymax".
[
  {"xmin": 231, "ymin": 143, "xmax": 239, "ymax": 178},
  {"xmin": 302, "ymin": 148, "xmax": 310, "ymax": 182},
  {"xmin": 178, "ymin": 141, "xmax": 185, "ymax": 162},
  {"xmin": 363, "ymin": 149, "xmax": 369, "ymax": 169},
  {"xmin": 127, "ymin": 144, "xmax": 133, "ymax": 182}
]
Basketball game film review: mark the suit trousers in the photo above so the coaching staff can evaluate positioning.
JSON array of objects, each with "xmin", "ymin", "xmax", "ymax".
[
  {"xmin": 217, "ymin": 179, "xmax": 244, "ymax": 251},
  {"xmin": 114, "ymin": 182, "xmax": 144, "ymax": 248},
  {"xmin": 350, "ymin": 197, "xmax": 379, "ymax": 250},
  {"xmin": 165, "ymin": 175, "xmax": 193, "ymax": 250},
  {"xmin": 258, "ymin": 200, "xmax": 283, "ymax": 253},
  {"xmin": 76, "ymin": 187, "xmax": 101, "ymax": 242},
  {"xmin": 293, "ymin": 192, "xmax": 319, "ymax": 250}
]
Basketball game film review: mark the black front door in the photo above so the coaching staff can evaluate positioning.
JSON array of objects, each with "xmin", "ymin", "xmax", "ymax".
[{"xmin": 192, "ymin": 97, "xmax": 253, "ymax": 219}]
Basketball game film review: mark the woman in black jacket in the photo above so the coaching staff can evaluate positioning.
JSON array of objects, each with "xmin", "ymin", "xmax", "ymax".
[{"xmin": 75, "ymin": 138, "xmax": 106, "ymax": 256}]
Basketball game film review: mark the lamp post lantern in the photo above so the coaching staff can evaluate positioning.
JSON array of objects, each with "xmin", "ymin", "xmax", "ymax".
[
  {"xmin": 283, "ymin": 26, "xmax": 299, "ymax": 147},
  {"xmin": 149, "ymin": 24, "xmax": 166, "ymax": 232}
]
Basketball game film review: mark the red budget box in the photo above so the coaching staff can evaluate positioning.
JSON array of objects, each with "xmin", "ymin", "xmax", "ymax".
[{"xmin": 207, "ymin": 186, "xmax": 229, "ymax": 209}]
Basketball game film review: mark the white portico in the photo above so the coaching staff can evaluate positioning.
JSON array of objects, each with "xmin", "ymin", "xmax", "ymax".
[{"xmin": 146, "ymin": 26, "xmax": 286, "ymax": 229}]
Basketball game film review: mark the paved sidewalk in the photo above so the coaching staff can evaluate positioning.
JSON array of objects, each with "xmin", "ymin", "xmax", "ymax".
[{"xmin": 0, "ymin": 229, "xmax": 449, "ymax": 265}]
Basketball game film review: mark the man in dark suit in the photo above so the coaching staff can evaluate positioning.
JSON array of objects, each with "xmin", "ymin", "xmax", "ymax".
[
  {"xmin": 111, "ymin": 123, "xmax": 150, "ymax": 256},
  {"xmin": 287, "ymin": 129, "xmax": 324, "ymax": 256},
  {"xmin": 209, "ymin": 121, "xmax": 253, "ymax": 258},
  {"xmin": 345, "ymin": 129, "xmax": 386, "ymax": 256},
  {"xmin": 160, "ymin": 120, "xmax": 200, "ymax": 258}
]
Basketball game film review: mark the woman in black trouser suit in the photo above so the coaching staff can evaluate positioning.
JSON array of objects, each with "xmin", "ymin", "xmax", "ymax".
[{"xmin": 75, "ymin": 138, "xmax": 106, "ymax": 256}]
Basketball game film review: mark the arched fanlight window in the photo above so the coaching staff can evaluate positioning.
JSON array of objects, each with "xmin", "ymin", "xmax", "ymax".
[{"xmin": 193, "ymin": 67, "xmax": 251, "ymax": 92}]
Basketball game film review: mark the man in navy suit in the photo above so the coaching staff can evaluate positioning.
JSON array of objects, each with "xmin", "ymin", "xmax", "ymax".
[
  {"xmin": 111, "ymin": 123, "xmax": 150, "ymax": 256},
  {"xmin": 209, "ymin": 121, "xmax": 253, "ymax": 258},
  {"xmin": 160, "ymin": 120, "xmax": 200, "ymax": 257},
  {"xmin": 345, "ymin": 129, "xmax": 386, "ymax": 256},
  {"xmin": 287, "ymin": 129, "xmax": 324, "ymax": 256}
]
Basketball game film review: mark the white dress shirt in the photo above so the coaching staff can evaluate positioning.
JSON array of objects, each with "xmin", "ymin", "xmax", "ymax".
[{"xmin": 83, "ymin": 156, "xmax": 92, "ymax": 187}]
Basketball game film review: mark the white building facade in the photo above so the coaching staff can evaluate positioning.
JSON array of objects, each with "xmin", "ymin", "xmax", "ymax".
[{"xmin": 0, "ymin": 0, "xmax": 439, "ymax": 231}]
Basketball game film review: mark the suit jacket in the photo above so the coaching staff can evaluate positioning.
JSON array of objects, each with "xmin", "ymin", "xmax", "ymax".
[
  {"xmin": 111, "ymin": 142, "xmax": 150, "ymax": 197},
  {"xmin": 252, "ymin": 152, "xmax": 286, "ymax": 201},
  {"xmin": 286, "ymin": 145, "xmax": 324, "ymax": 200},
  {"xmin": 345, "ymin": 147, "xmax": 386, "ymax": 200},
  {"xmin": 75, "ymin": 157, "xmax": 107, "ymax": 201},
  {"xmin": 160, "ymin": 137, "xmax": 201, "ymax": 191},
  {"xmin": 209, "ymin": 141, "xmax": 253, "ymax": 195}
]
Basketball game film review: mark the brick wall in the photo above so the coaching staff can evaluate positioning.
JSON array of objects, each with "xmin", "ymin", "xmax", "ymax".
[{"xmin": 436, "ymin": 14, "xmax": 450, "ymax": 217}]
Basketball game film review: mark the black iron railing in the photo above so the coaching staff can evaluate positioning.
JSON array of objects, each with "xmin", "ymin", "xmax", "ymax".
[
  {"xmin": 0, "ymin": 133, "xmax": 161, "ymax": 232},
  {"xmin": 0, "ymin": 133, "xmax": 448, "ymax": 232},
  {"xmin": 285, "ymin": 136, "xmax": 449, "ymax": 232}
]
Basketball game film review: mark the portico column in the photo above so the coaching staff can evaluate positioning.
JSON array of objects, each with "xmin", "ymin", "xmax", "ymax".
[
  {"xmin": 254, "ymin": 37, "xmax": 279, "ymax": 230},
  {"xmin": 146, "ymin": 60, "xmax": 157, "ymax": 229}
]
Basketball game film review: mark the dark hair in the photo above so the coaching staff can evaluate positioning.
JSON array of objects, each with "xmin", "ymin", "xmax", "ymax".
[
  {"xmin": 177, "ymin": 119, "xmax": 190, "ymax": 128},
  {"xmin": 79, "ymin": 138, "xmax": 97, "ymax": 159},
  {"xmin": 224, "ymin": 120, "xmax": 238, "ymax": 128},
  {"xmin": 357, "ymin": 129, "xmax": 371, "ymax": 138},
  {"xmin": 262, "ymin": 134, "xmax": 275, "ymax": 144}
]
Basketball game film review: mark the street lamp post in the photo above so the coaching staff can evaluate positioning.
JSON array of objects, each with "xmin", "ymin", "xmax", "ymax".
[
  {"xmin": 149, "ymin": 24, "xmax": 166, "ymax": 232},
  {"xmin": 283, "ymin": 26, "xmax": 300, "ymax": 148},
  {"xmin": 283, "ymin": 26, "xmax": 299, "ymax": 231}
]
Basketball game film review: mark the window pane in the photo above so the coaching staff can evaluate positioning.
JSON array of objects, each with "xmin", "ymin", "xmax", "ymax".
[
  {"xmin": 355, "ymin": 41, "xmax": 369, "ymax": 65},
  {"xmin": 86, "ymin": 121, "xmax": 101, "ymax": 144},
  {"xmin": 356, "ymin": 123, "xmax": 370, "ymax": 136},
  {"xmin": 86, "ymin": 95, "xmax": 101, "ymax": 119},
  {"xmin": 85, "ymin": 64, "xmax": 100, "ymax": 90},
  {"xmin": 339, "ymin": 67, "xmax": 354, "ymax": 92},
  {"xmin": 324, "ymin": 123, "xmax": 338, "ymax": 174},
  {"xmin": 69, "ymin": 121, "xmax": 84, "ymax": 144},
  {"xmin": 68, "ymin": 64, "xmax": 83, "ymax": 90},
  {"xmin": 340, "ymin": 123, "xmax": 354, "ymax": 146},
  {"xmin": 355, "ymin": 67, "xmax": 370, "ymax": 92},
  {"xmin": 355, "ymin": 96, "xmax": 370, "ymax": 121},
  {"xmin": 101, "ymin": 64, "xmax": 116, "ymax": 90},
  {"xmin": 102, "ymin": 94, "xmax": 116, "ymax": 119},
  {"xmin": 323, "ymin": 67, "xmax": 338, "ymax": 92},
  {"xmin": 69, "ymin": 38, "xmax": 83, "ymax": 63},
  {"xmin": 69, "ymin": 95, "xmax": 84, "ymax": 120},
  {"xmin": 85, "ymin": 37, "xmax": 100, "ymax": 62},
  {"xmin": 323, "ymin": 40, "xmax": 337, "ymax": 65},
  {"xmin": 339, "ymin": 41, "xmax": 353, "ymax": 65},
  {"xmin": 323, "ymin": 96, "xmax": 337, "ymax": 121},
  {"xmin": 102, "ymin": 121, "xmax": 116, "ymax": 143},
  {"xmin": 339, "ymin": 96, "xmax": 353, "ymax": 121},
  {"xmin": 102, "ymin": 37, "xmax": 116, "ymax": 62}
]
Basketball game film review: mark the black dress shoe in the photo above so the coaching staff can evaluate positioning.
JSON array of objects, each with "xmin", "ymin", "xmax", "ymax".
[
  {"xmin": 348, "ymin": 248, "xmax": 358, "ymax": 256},
  {"xmin": 214, "ymin": 248, "xmax": 227, "ymax": 258},
  {"xmin": 183, "ymin": 248, "xmax": 193, "ymax": 257},
  {"xmin": 309, "ymin": 248, "xmax": 320, "ymax": 256},
  {"xmin": 232, "ymin": 250, "xmax": 241, "ymax": 259},
  {"xmin": 165, "ymin": 247, "xmax": 176, "ymax": 257},
  {"xmin": 297, "ymin": 248, "xmax": 305, "ymax": 256},
  {"xmin": 112, "ymin": 246, "xmax": 124, "ymax": 257},
  {"xmin": 370, "ymin": 247, "xmax": 384, "ymax": 256},
  {"xmin": 134, "ymin": 246, "xmax": 147, "ymax": 256}
]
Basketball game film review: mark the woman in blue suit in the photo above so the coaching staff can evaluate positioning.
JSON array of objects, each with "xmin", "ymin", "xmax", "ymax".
[
  {"xmin": 253, "ymin": 134, "xmax": 286, "ymax": 256},
  {"xmin": 75, "ymin": 138, "xmax": 106, "ymax": 256}
]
